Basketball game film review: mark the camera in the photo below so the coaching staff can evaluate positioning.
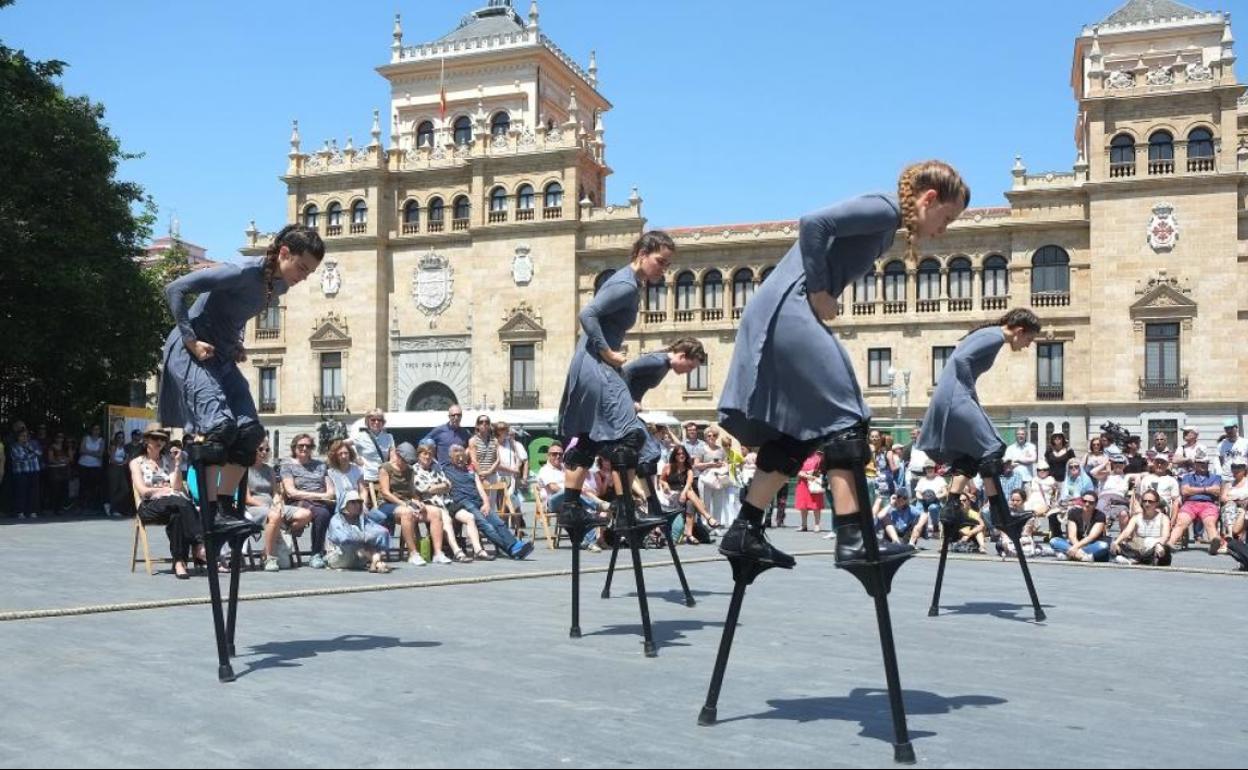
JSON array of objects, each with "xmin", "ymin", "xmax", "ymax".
[{"xmin": 1099, "ymin": 421, "xmax": 1134, "ymax": 449}]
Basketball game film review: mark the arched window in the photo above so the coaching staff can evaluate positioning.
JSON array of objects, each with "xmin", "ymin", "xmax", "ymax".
[
  {"xmin": 544, "ymin": 182, "xmax": 563, "ymax": 209},
  {"xmin": 453, "ymin": 116, "xmax": 473, "ymax": 146},
  {"xmin": 732, "ymin": 268, "xmax": 754, "ymax": 309},
  {"xmin": 760, "ymin": 266, "xmax": 775, "ymax": 284},
  {"xmin": 1148, "ymin": 130, "xmax": 1174, "ymax": 174},
  {"xmin": 882, "ymin": 260, "xmax": 906, "ymax": 302},
  {"xmin": 516, "ymin": 184, "xmax": 535, "ymax": 211},
  {"xmin": 594, "ymin": 269, "xmax": 615, "ymax": 295},
  {"xmin": 327, "ymin": 201, "xmax": 343, "ymax": 228},
  {"xmin": 982, "ymin": 255, "xmax": 1008, "ymax": 297},
  {"xmin": 853, "ymin": 268, "xmax": 877, "ymax": 303},
  {"xmin": 490, "ymin": 111, "xmax": 510, "ymax": 138},
  {"xmin": 702, "ymin": 269, "xmax": 724, "ymax": 310},
  {"xmin": 1187, "ymin": 127, "xmax": 1214, "ymax": 171},
  {"xmin": 1110, "ymin": 133, "xmax": 1135, "ymax": 176},
  {"xmin": 917, "ymin": 258, "xmax": 941, "ymax": 300},
  {"xmin": 427, "ymin": 197, "xmax": 444, "ymax": 224},
  {"xmin": 303, "ymin": 204, "xmax": 319, "ymax": 229},
  {"xmin": 948, "ymin": 257, "xmax": 973, "ymax": 300},
  {"xmin": 645, "ymin": 276, "xmax": 667, "ymax": 313},
  {"xmin": 350, "ymin": 200, "xmax": 367, "ymax": 224},
  {"xmin": 453, "ymin": 195, "xmax": 470, "ymax": 221},
  {"xmin": 1031, "ymin": 246, "xmax": 1070, "ymax": 294},
  {"xmin": 416, "ymin": 120, "xmax": 434, "ymax": 148},
  {"xmin": 489, "ymin": 186, "xmax": 508, "ymax": 213},
  {"xmin": 675, "ymin": 271, "xmax": 696, "ymax": 311},
  {"xmin": 402, "ymin": 200, "xmax": 419, "ymax": 231}
]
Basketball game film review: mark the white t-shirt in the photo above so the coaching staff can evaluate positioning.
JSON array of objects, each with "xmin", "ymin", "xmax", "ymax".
[
  {"xmin": 913, "ymin": 475, "xmax": 948, "ymax": 502},
  {"xmin": 1217, "ymin": 437, "xmax": 1248, "ymax": 479},
  {"xmin": 907, "ymin": 448, "xmax": 931, "ymax": 478},
  {"xmin": 1026, "ymin": 476, "xmax": 1057, "ymax": 512},
  {"xmin": 1004, "ymin": 442, "xmax": 1037, "ymax": 480},
  {"xmin": 537, "ymin": 462, "xmax": 564, "ymax": 505},
  {"xmin": 1101, "ymin": 473, "xmax": 1129, "ymax": 496},
  {"xmin": 353, "ymin": 430, "xmax": 395, "ymax": 482},
  {"xmin": 78, "ymin": 435, "xmax": 105, "ymax": 468},
  {"xmin": 1139, "ymin": 473, "xmax": 1181, "ymax": 511}
]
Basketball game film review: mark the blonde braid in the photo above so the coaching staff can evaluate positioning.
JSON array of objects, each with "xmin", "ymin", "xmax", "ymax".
[
  {"xmin": 896, "ymin": 160, "xmax": 971, "ymax": 262},
  {"xmin": 897, "ymin": 166, "xmax": 920, "ymax": 261}
]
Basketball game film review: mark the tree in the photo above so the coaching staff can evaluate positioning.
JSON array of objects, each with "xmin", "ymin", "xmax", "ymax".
[
  {"xmin": 0, "ymin": 2, "xmax": 169, "ymax": 428},
  {"xmin": 144, "ymin": 238, "xmax": 193, "ymax": 333}
]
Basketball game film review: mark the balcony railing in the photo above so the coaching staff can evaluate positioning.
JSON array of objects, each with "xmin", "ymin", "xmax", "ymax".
[
  {"xmin": 731, "ymin": 306, "xmax": 744, "ymax": 320},
  {"xmin": 488, "ymin": 210, "xmax": 507, "ymax": 223},
  {"xmin": 401, "ymin": 222, "xmax": 420, "ymax": 234},
  {"xmin": 1036, "ymin": 384, "xmax": 1064, "ymax": 401},
  {"xmin": 1187, "ymin": 157, "xmax": 1215, "ymax": 173},
  {"xmin": 504, "ymin": 391, "xmax": 539, "ymax": 409},
  {"xmin": 1031, "ymin": 292, "xmax": 1070, "ymax": 307},
  {"xmin": 349, "ymin": 222, "xmax": 366, "ymax": 234},
  {"xmin": 543, "ymin": 206, "xmax": 563, "ymax": 220},
  {"xmin": 255, "ymin": 327, "xmax": 281, "ymax": 341},
  {"xmin": 982, "ymin": 295, "xmax": 1008, "ymax": 311},
  {"xmin": 1148, "ymin": 159, "xmax": 1174, "ymax": 175},
  {"xmin": 427, "ymin": 220, "xmax": 444, "ymax": 232},
  {"xmin": 326, "ymin": 224, "xmax": 343, "ymax": 236},
  {"xmin": 452, "ymin": 218, "xmax": 469, "ymax": 231},
  {"xmin": 852, "ymin": 301, "xmax": 877, "ymax": 316},
  {"xmin": 516, "ymin": 208, "xmax": 535, "ymax": 221},
  {"xmin": 259, "ymin": 399, "xmax": 278, "ymax": 414},
  {"xmin": 949, "ymin": 297, "xmax": 973, "ymax": 312},
  {"xmin": 883, "ymin": 301, "xmax": 907, "ymax": 315},
  {"xmin": 643, "ymin": 310, "xmax": 667, "ymax": 324},
  {"xmin": 313, "ymin": 395, "xmax": 345, "ymax": 414},
  {"xmin": 1109, "ymin": 161, "xmax": 1136, "ymax": 178},
  {"xmin": 917, "ymin": 299, "xmax": 941, "ymax": 314},
  {"xmin": 1139, "ymin": 377, "xmax": 1188, "ymax": 400},
  {"xmin": 702, "ymin": 308, "xmax": 724, "ymax": 322},
  {"xmin": 674, "ymin": 309, "xmax": 695, "ymax": 322}
]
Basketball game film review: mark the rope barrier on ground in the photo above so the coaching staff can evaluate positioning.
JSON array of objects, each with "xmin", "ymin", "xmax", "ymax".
[{"xmin": 0, "ymin": 549, "xmax": 1241, "ymax": 623}]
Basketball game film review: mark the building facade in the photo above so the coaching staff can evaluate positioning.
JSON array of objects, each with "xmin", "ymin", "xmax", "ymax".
[{"xmin": 235, "ymin": 0, "xmax": 1248, "ymax": 450}]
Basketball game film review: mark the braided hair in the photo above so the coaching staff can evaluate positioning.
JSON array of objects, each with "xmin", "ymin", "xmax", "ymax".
[
  {"xmin": 263, "ymin": 224, "xmax": 326, "ymax": 302},
  {"xmin": 962, "ymin": 307, "xmax": 1042, "ymax": 339},
  {"xmin": 897, "ymin": 160, "xmax": 971, "ymax": 261}
]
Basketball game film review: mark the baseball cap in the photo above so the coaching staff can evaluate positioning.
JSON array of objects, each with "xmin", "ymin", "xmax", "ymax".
[{"xmin": 396, "ymin": 442, "xmax": 418, "ymax": 463}]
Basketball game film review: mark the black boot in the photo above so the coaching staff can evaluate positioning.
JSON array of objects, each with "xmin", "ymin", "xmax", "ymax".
[
  {"xmin": 939, "ymin": 497, "xmax": 965, "ymax": 529},
  {"xmin": 611, "ymin": 495, "xmax": 663, "ymax": 532},
  {"xmin": 985, "ymin": 495, "xmax": 1031, "ymax": 537},
  {"xmin": 558, "ymin": 495, "xmax": 604, "ymax": 530},
  {"xmin": 212, "ymin": 496, "xmax": 262, "ymax": 538},
  {"xmin": 719, "ymin": 518, "xmax": 795, "ymax": 569},
  {"xmin": 834, "ymin": 518, "xmax": 914, "ymax": 567}
]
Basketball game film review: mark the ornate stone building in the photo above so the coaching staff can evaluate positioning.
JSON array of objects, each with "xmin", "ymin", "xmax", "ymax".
[{"xmin": 238, "ymin": 0, "xmax": 1247, "ymax": 450}]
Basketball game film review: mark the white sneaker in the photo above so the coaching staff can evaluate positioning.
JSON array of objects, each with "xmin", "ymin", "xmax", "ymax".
[
  {"xmin": 408, "ymin": 553, "xmax": 427, "ymax": 567},
  {"xmin": 1054, "ymin": 552, "xmax": 1068, "ymax": 561},
  {"xmin": 1113, "ymin": 555, "xmax": 1131, "ymax": 565},
  {"xmin": 431, "ymin": 553, "xmax": 453, "ymax": 565},
  {"xmin": 822, "ymin": 531, "xmax": 836, "ymax": 540}
]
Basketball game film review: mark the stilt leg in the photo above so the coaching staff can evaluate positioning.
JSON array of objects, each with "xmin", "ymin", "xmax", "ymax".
[
  {"xmin": 189, "ymin": 447, "xmax": 235, "ymax": 683},
  {"xmin": 601, "ymin": 539, "xmax": 620, "ymax": 599},
  {"xmin": 698, "ymin": 557, "xmax": 773, "ymax": 726},
  {"xmin": 628, "ymin": 536, "xmax": 657, "ymax": 657}
]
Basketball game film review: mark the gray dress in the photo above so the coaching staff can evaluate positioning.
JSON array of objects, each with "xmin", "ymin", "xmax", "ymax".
[
  {"xmin": 622, "ymin": 351, "xmax": 672, "ymax": 466},
  {"xmin": 718, "ymin": 194, "xmax": 901, "ymax": 446},
  {"xmin": 916, "ymin": 327, "xmax": 1007, "ymax": 462},
  {"xmin": 557, "ymin": 265, "xmax": 640, "ymax": 443},
  {"xmin": 157, "ymin": 259, "xmax": 289, "ymax": 434}
]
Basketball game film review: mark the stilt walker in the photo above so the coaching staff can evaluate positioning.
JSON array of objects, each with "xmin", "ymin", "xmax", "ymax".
[
  {"xmin": 700, "ymin": 161, "xmax": 973, "ymax": 764},
  {"xmin": 555, "ymin": 232, "xmax": 676, "ymax": 655},
  {"xmin": 157, "ymin": 224, "xmax": 325, "ymax": 681},
  {"xmin": 599, "ymin": 339, "xmax": 707, "ymax": 607},
  {"xmin": 918, "ymin": 310, "xmax": 1046, "ymax": 622}
]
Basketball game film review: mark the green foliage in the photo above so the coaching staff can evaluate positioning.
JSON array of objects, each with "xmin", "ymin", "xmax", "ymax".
[{"xmin": 0, "ymin": 15, "xmax": 169, "ymax": 427}]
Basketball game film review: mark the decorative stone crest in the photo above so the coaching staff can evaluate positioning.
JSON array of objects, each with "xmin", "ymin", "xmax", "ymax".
[
  {"xmin": 1106, "ymin": 69, "xmax": 1135, "ymax": 89},
  {"xmin": 1147, "ymin": 202, "xmax": 1179, "ymax": 252},
  {"xmin": 1130, "ymin": 269, "xmax": 1196, "ymax": 331},
  {"xmin": 319, "ymin": 257, "xmax": 341, "ymax": 297},
  {"xmin": 1146, "ymin": 66, "xmax": 1174, "ymax": 86},
  {"xmin": 498, "ymin": 301, "xmax": 546, "ymax": 343},
  {"xmin": 412, "ymin": 252, "xmax": 454, "ymax": 315},
  {"xmin": 512, "ymin": 244, "xmax": 535, "ymax": 285},
  {"xmin": 1185, "ymin": 61, "xmax": 1213, "ymax": 82},
  {"xmin": 309, "ymin": 311, "xmax": 351, "ymax": 348}
]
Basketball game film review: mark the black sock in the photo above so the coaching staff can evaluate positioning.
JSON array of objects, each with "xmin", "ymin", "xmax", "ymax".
[
  {"xmin": 562, "ymin": 489, "xmax": 582, "ymax": 507},
  {"xmin": 739, "ymin": 501, "xmax": 765, "ymax": 526}
]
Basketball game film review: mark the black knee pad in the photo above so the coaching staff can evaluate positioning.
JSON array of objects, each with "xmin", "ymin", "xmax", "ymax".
[
  {"xmin": 756, "ymin": 440, "xmax": 805, "ymax": 476},
  {"xmin": 607, "ymin": 442, "xmax": 639, "ymax": 471},
  {"xmin": 563, "ymin": 435, "xmax": 599, "ymax": 471},
  {"xmin": 949, "ymin": 455, "xmax": 979, "ymax": 478},
  {"xmin": 189, "ymin": 420, "xmax": 237, "ymax": 466},
  {"xmin": 821, "ymin": 424, "xmax": 871, "ymax": 471},
  {"xmin": 978, "ymin": 453, "xmax": 1006, "ymax": 480},
  {"xmin": 637, "ymin": 460, "xmax": 659, "ymax": 479},
  {"xmin": 227, "ymin": 422, "xmax": 266, "ymax": 467}
]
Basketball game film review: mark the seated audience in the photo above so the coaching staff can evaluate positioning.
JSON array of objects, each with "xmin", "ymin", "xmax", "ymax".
[
  {"xmin": 326, "ymin": 491, "xmax": 392, "ymax": 572},
  {"xmin": 128, "ymin": 423, "xmax": 203, "ymax": 579},
  {"xmin": 244, "ymin": 439, "xmax": 309, "ymax": 571},
  {"xmin": 1111, "ymin": 488, "xmax": 1171, "ymax": 566},
  {"xmin": 1168, "ymin": 452, "xmax": 1224, "ymax": 554},
  {"xmin": 413, "ymin": 443, "xmax": 486, "ymax": 563},
  {"xmin": 280, "ymin": 433, "xmax": 336, "ymax": 569},
  {"xmin": 444, "ymin": 444, "xmax": 532, "ymax": 559},
  {"xmin": 1052, "ymin": 493, "xmax": 1110, "ymax": 562}
]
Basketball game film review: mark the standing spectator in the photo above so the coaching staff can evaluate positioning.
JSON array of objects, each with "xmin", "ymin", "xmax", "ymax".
[
  {"xmin": 279, "ymin": 433, "xmax": 335, "ymax": 569},
  {"xmin": 129, "ymin": 424, "xmax": 202, "ymax": 579},
  {"xmin": 77, "ymin": 424, "xmax": 106, "ymax": 515},
  {"xmin": 106, "ymin": 430, "xmax": 129, "ymax": 517},
  {"xmin": 44, "ymin": 432, "xmax": 72, "ymax": 515},
  {"xmin": 326, "ymin": 439, "xmax": 367, "ymax": 514},
  {"xmin": 1052, "ymin": 494, "xmax": 1110, "ymax": 562},
  {"xmin": 1122, "ymin": 435, "xmax": 1148, "ymax": 476},
  {"xmin": 1172, "ymin": 426, "xmax": 1206, "ymax": 475},
  {"xmin": 351, "ymin": 409, "xmax": 395, "ymax": 499},
  {"xmin": 414, "ymin": 443, "xmax": 485, "ymax": 562},
  {"xmin": 444, "ymin": 445, "xmax": 532, "ymax": 559},
  {"xmin": 467, "ymin": 414, "xmax": 499, "ymax": 477},
  {"xmin": 1044, "ymin": 432, "xmax": 1074, "ymax": 483},
  {"xmin": 681, "ymin": 421, "xmax": 709, "ymax": 464},
  {"xmin": 1147, "ymin": 431, "xmax": 1172, "ymax": 462},
  {"xmin": 325, "ymin": 491, "xmax": 392, "ymax": 572},
  {"xmin": 492, "ymin": 421, "xmax": 527, "ymax": 523},
  {"xmin": 1003, "ymin": 427, "xmax": 1037, "ymax": 481},
  {"xmin": 698, "ymin": 425, "xmax": 733, "ymax": 527},
  {"xmin": 1169, "ymin": 452, "xmax": 1225, "ymax": 554},
  {"xmin": 31, "ymin": 424, "xmax": 47, "ymax": 515},
  {"xmin": 794, "ymin": 449, "xmax": 825, "ymax": 533},
  {"xmin": 244, "ymin": 439, "xmax": 308, "ymax": 572},
  {"xmin": 9, "ymin": 426, "xmax": 41, "ymax": 520},
  {"xmin": 1111, "ymin": 489, "xmax": 1172, "ymax": 566},
  {"xmin": 1082, "ymin": 436, "xmax": 1109, "ymax": 491},
  {"xmin": 1218, "ymin": 420, "xmax": 1247, "ymax": 482},
  {"xmin": 720, "ymin": 431, "xmax": 746, "ymax": 522},
  {"xmin": 426, "ymin": 405, "xmax": 471, "ymax": 468},
  {"xmin": 378, "ymin": 442, "xmax": 437, "ymax": 567},
  {"xmin": 125, "ymin": 429, "xmax": 144, "ymax": 460}
]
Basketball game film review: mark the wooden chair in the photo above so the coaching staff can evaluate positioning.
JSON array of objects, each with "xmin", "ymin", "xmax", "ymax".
[
  {"xmin": 130, "ymin": 487, "xmax": 175, "ymax": 575},
  {"xmin": 530, "ymin": 481, "xmax": 559, "ymax": 549}
]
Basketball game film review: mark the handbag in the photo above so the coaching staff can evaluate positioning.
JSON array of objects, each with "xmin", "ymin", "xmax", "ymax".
[{"xmin": 807, "ymin": 477, "xmax": 825, "ymax": 495}]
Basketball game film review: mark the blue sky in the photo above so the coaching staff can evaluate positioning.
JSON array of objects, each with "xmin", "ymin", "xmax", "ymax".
[{"xmin": 4, "ymin": 0, "xmax": 1241, "ymax": 260}]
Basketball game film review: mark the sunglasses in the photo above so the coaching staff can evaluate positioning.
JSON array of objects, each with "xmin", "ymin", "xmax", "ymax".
[
  {"xmin": 477, "ymin": 420, "xmax": 491, "ymax": 426},
  {"xmin": 1143, "ymin": 499, "xmax": 1158, "ymax": 505},
  {"xmin": 368, "ymin": 418, "xmax": 385, "ymax": 424},
  {"xmin": 548, "ymin": 451, "xmax": 563, "ymax": 456},
  {"xmin": 296, "ymin": 443, "xmax": 314, "ymax": 449},
  {"xmin": 1082, "ymin": 499, "xmax": 1096, "ymax": 505}
]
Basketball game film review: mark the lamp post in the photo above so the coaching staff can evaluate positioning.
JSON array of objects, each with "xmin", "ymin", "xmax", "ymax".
[{"xmin": 887, "ymin": 367, "xmax": 911, "ymax": 420}]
